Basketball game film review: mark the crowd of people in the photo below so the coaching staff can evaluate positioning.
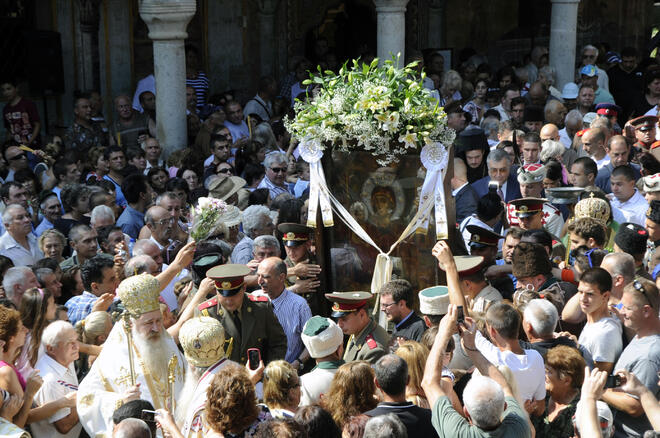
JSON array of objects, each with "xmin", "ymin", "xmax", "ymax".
[{"xmin": 0, "ymin": 39, "xmax": 659, "ymax": 438}]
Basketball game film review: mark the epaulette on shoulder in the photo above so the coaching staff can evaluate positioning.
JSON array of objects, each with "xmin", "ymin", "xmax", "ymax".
[
  {"xmin": 365, "ymin": 334, "xmax": 378, "ymax": 350},
  {"xmin": 247, "ymin": 294, "xmax": 269, "ymax": 302},
  {"xmin": 198, "ymin": 297, "xmax": 218, "ymax": 311}
]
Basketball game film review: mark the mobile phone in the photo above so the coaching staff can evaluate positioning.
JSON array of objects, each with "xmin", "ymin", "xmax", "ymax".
[
  {"xmin": 248, "ymin": 348, "xmax": 261, "ymax": 370},
  {"xmin": 141, "ymin": 409, "xmax": 156, "ymax": 424},
  {"xmin": 457, "ymin": 306, "xmax": 465, "ymax": 325},
  {"xmin": 488, "ymin": 181, "xmax": 499, "ymax": 193},
  {"xmin": 605, "ymin": 374, "xmax": 622, "ymax": 388}
]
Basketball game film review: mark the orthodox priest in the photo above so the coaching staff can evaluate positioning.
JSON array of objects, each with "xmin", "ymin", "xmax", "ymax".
[
  {"xmin": 77, "ymin": 273, "xmax": 187, "ymax": 436},
  {"xmin": 176, "ymin": 316, "xmax": 236, "ymax": 437}
]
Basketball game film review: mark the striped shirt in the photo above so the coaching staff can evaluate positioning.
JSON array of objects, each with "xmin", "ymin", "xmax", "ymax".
[
  {"xmin": 256, "ymin": 175, "xmax": 292, "ymax": 200},
  {"xmin": 186, "ymin": 72, "xmax": 209, "ymax": 111},
  {"xmin": 270, "ymin": 289, "xmax": 312, "ymax": 363}
]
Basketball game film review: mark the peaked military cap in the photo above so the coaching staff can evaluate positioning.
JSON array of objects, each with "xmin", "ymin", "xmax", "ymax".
[{"xmin": 278, "ymin": 222, "xmax": 312, "ymax": 247}]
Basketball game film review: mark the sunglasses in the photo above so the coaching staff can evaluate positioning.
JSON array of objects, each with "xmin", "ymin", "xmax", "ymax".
[
  {"xmin": 633, "ymin": 280, "xmax": 652, "ymax": 307},
  {"xmin": 8, "ymin": 153, "xmax": 26, "ymax": 161},
  {"xmin": 218, "ymin": 168, "xmax": 232, "ymax": 174},
  {"xmin": 270, "ymin": 167, "xmax": 287, "ymax": 173}
]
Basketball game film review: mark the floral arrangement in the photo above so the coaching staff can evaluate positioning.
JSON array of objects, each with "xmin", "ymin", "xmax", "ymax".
[
  {"xmin": 190, "ymin": 197, "xmax": 228, "ymax": 241},
  {"xmin": 284, "ymin": 56, "xmax": 456, "ymax": 165}
]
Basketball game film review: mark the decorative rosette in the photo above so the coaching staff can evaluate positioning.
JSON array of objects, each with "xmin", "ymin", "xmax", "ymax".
[{"xmin": 416, "ymin": 142, "xmax": 450, "ymax": 239}]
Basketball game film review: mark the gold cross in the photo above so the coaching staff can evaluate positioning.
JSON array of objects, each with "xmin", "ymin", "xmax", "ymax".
[{"xmin": 115, "ymin": 367, "xmax": 133, "ymax": 387}]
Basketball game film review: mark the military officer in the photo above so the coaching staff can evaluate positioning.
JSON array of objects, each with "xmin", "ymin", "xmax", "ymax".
[
  {"xmin": 325, "ymin": 291, "xmax": 389, "ymax": 364},
  {"xmin": 509, "ymin": 197, "xmax": 566, "ymax": 261},
  {"xmin": 279, "ymin": 222, "xmax": 324, "ymax": 314},
  {"xmin": 197, "ymin": 264, "xmax": 287, "ymax": 365}
]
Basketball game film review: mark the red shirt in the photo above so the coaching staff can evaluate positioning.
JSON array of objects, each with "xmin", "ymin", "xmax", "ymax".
[{"xmin": 3, "ymin": 97, "xmax": 40, "ymax": 145}]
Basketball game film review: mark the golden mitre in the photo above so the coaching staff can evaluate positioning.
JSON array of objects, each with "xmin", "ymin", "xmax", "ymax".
[
  {"xmin": 574, "ymin": 194, "xmax": 610, "ymax": 225},
  {"xmin": 179, "ymin": 316, "xmax": 226, "ymax": 367},
  {"xmin": 117, "ymin": 273, "xmax": 161, "ymax": 317}
]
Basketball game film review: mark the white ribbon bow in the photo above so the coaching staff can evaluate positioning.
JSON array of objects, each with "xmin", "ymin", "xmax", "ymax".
[
  {"xmin": 299, "ymin": 139, "xmax": 334, "ymax": 228},
  {"xmin": 416, "ymin": 142, "xmax": 450, "ymax": 239}
]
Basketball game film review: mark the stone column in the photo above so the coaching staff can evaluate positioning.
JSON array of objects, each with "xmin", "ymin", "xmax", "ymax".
[
  {"xmin": 256, "ymin": 0, "xmax": 280, "ymax": 77},
  {"xmin": 549, "ymin": 0, "xmax": 581, "ymax": 89},
  {"xmin": 427, "ymin": 0, "xmax": 446, "ymax": 48},
  {"xmin": 78, "ymin": 0, "xmax": 101, "ymax": 91},
  {"xmin": 139, "ymin": 0, "xmax": 196, "ymax": 157},
  {"xmin": 373, "ymin": 0, "xmax": 410, "ymax": 66}
]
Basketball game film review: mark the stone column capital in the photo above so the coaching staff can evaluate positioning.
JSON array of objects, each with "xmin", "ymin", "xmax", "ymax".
[
  {"xmin": 139, "ymin": 0, "xmax": 197, "ymax": 40},
  {"xmin": 373, "ymin": 0, "xmax": 410, "ymax": 13},
  {"xmin": 253, "ymin": 0, "xmax": 281, "ymax": 15}
]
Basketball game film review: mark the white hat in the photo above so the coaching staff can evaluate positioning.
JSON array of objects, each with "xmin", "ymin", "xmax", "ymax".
[
  {"xmin": 561, "ymin": 82, "xmax": 579, "ymax": 100},
  {"xmin": 418, "ymin": 286, "xmax": 449, "ymax": 316},
  {"xmin": 301, "ymin": 316, "xmax": 344, "ymax": 358},
  {"xmin": 583, "ymin": 112, "xmax": 598, "ymax": 127}
]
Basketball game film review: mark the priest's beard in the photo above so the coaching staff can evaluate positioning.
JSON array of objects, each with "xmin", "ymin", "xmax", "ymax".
[
  {"xmin": 131, "ymin": 326, "xmax": 172, "ymax": 389},
  {"xmin": 174, "ymin": 364, "xmax": 204, "ymax": 427}
]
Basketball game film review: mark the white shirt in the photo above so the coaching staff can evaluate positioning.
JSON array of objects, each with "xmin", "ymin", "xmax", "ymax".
[
  {"xmin": 593, "ymin": 155, "xmax": 611, "ymax": 170},
  {"xmin": 578, "ymin": 315, "xmax": 622, "ymax": 363},
  {"xmin": 475, "ymin": 331, "xmax": 546, "ymax": 402},
  {"xmin": 610, "ymin": 189, "xmax": 649, "ymax": 227},
  {"xmin": 0, "ymin": 231, "xmax": 44, "ymax": 266},
  {"xmin": 159, "ymin": 264, "xmax": 188, "ymax": 311},
  {"xmin": 31, "ymin": 355, "xmax": 81, "ymax": 438},
  {"xmin": 493, "ymin": 104, "xmax": 510, "ymax": 121}
]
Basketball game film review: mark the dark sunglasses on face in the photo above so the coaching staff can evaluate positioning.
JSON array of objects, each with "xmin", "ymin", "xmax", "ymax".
[
  {"xmin": 270, "ymin": 167, "xmax": 287, "ymax": 173},
  {"xmin": 8, "ymin": 154, "xmax": 26, "ymax": 161}
]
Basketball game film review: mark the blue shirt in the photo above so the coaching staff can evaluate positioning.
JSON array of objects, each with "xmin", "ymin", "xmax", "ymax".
[
  {"xmin": 231, "ymin": 235, "xmax": 254, "ymax": 265},
  {"xmin": 35, "ymin": 217, "xmax": 54, "ymax": 237},
  {"xmin": 103, "ymin": 175, "xmax": 127, "ymax": 208},
  {"xmin": 116, "ymin": 205, "xmax": 144, "ymax": 239},
  {"xmin": 65, "ymin": 291, "xmax": 99, "ymax": 326},
  {"xmin": 270, "ymin": 289, "xmax": 312, "ymax": 363}
]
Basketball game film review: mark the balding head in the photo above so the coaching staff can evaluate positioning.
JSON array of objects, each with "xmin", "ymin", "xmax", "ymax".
[
  {"xmin": 544, "ymin": 100, "xmax": 567, "ymax": 128},
  {"xmin": 114, "ymin": 418, "xmax": 152, "ymax": 438},
  {"xmin": 114, "ymin": 94, "xmax": 133, "ymax": 120},
  {"xmin": 528, "ymin": 81, "xmax": 548, "ymax": 106},
  {"xmin": 132, "ymin": 239, "xmax": 163, "ymax": 270},
  {"xmin": 453, "ymin": 158, "xmax": 468, "ymax": 181},
  {"xmin": 540, "ymin": 124, "xmax": 560, "ymax": 142}
]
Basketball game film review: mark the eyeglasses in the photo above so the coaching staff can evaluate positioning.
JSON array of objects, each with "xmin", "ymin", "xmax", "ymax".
[
  {"xmin": 154, "ymin": 217, "xmax": 175, "ymax": 226},
  {"xmin": 270, "ymin": 167, "xmax": 287, "ymax": 173},
  {"xmin": 8, "ymin": 153, "xmax": 26, "ymax": 161},
  {"xmin": 218, "ymin": 168, "xmax": 232, "ymax": 174},
  {"xmin": 633, "ymin": 280, "xmax": 652, "ymax": 307},
  {"xmin": 380, "ymin": 301, "xmax": 398, "ymax": 311}
]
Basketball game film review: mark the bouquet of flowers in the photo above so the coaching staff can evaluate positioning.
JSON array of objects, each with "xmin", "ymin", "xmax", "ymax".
[
  {"xmin": 284, "ymin": 55, "xmax": 456, "ymax": 165},
  {"xmin": 190, "ymin": 197, "xmax": 229, "ymax": 241}
]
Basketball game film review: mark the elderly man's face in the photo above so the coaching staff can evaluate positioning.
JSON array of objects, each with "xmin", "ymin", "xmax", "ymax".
[
  {"xmin": 266, "ymin": 160, "xmax": 287, "ymax": 186},
  {"xmin": 47, "ymin": 327, "xmax": 79, "ymax": 366},
  {"xmin": 151, "ymin": 210, "xmax": 174, "ymax": 243},
  {"xmin": 134, "ymin": 310, "xmax": 164, "ymax": 341},
  {"xmin": 141, "ymin": 243, "xmax": 164, "ymax": 270},
  {"xmin": 5, "ymin": 146, "xmax": 28, "ymax": 171},
  {"xmin": 115, "ymin": 96, "xmax": 132, "ymax": 120},
  {"xmin": 7, "ymin": 206, "xmax": 32, "ymax": 237},
  {"xmin": 253, "ymin": 245, "xmax": 278, "ymax": 262},
  {"xmin": 488, "ymin": 159, "xmax": 510, "ymax": 185},
  {"xmin": 502, "ymin": 90, "xmax": 520, "ymax": 111},
  {"xmin": 145, "ymin": 139, "xmax": 161, "ymax": 162},
  {"xmin": 159, "ymin": 196, "xmax": 181, "ymax": 220},
  {"xmin": 257, "ymin": 260, "xmax": 286, "ymax": 298},
  {"xmin": 42, "ymin": 196, "xmax": 62, "ymax": 223},
  {"xmin": 74, "ymin": 98, "xmax": 92, "ymax": 121},
  {"xmin": 42, "ymin": 272, "xmax": 62, "ymax": 298}
]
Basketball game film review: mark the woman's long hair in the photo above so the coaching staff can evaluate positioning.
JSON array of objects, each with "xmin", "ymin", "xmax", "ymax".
[
  {"xmin": 20, "ymin": 287, "xmax": 53, "ymax": 366},
  {"xmin": 321, "ymin": 361, "xmax": 377, "ymax": 428}
]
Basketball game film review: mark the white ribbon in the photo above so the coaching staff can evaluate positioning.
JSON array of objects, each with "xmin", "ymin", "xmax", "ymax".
[
  {"xmin": 417, "ymin": 142, "xmax": 450, "ymax": 239},
  {"xmin": 299, "ymin": 139, "xmax": 334, "ymax": 228}
]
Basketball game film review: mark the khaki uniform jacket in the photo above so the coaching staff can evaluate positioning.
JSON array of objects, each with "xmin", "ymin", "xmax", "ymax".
[
  {"xmin": 343, "ymin": 318, "xmax": 389, "ymax": 364},
  {"xmin": 197, "ymin": 293, "xmax": 287, "ymax": 365}
]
